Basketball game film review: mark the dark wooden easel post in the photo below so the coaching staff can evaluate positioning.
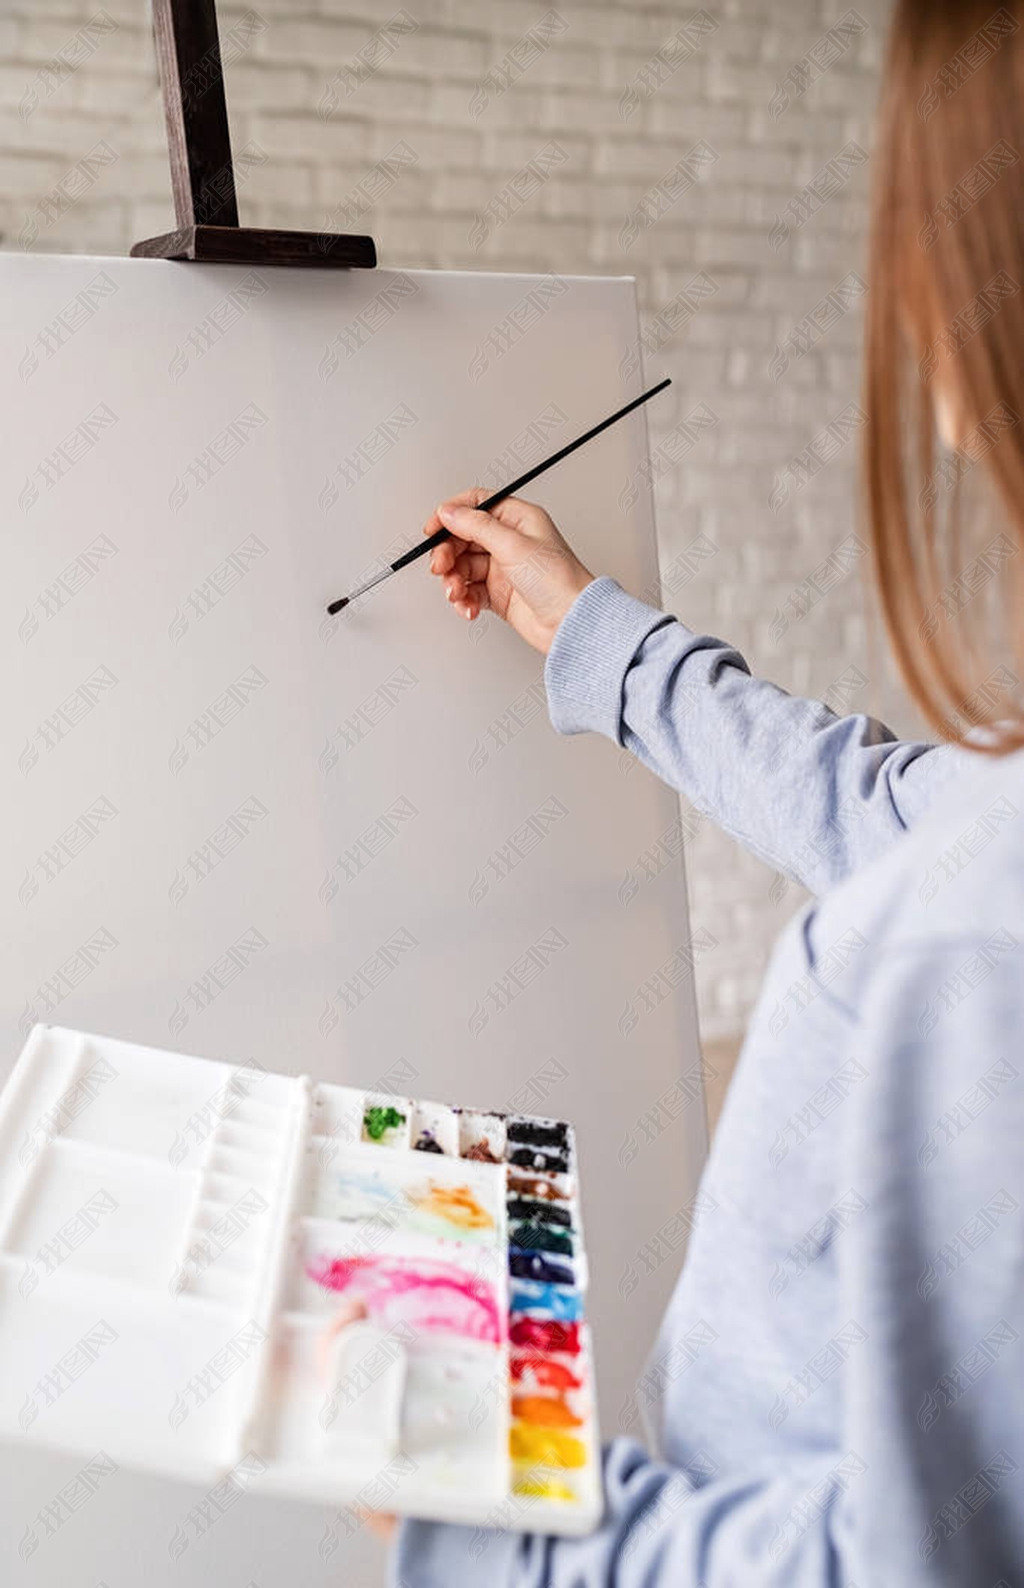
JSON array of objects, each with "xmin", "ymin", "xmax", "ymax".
[{"xmin": 132, "ymin": 0, "xmax": 376, "ymax": 269}]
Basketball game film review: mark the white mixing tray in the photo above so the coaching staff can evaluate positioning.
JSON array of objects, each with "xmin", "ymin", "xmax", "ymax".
[{"xmin": 0, "ymin": 1025, "xmax": 601, "ymax": 1536}]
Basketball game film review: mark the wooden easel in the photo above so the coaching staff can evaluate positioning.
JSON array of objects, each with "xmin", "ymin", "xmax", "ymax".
[{"xmin": 131, "ymin": 0, "xmax": 377, "ymax": 269}]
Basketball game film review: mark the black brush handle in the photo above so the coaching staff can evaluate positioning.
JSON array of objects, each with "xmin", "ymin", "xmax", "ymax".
[
  {"xmin": 390, "ymin": 527, "xmax": 451, "ymax": 572},
  {"xmin": 326, "ymin": 377, "xmax": 671, "ymax": 612},
  {"xmin": 387, "ymin": 376, "xmax": 672, "ymax": 577}
]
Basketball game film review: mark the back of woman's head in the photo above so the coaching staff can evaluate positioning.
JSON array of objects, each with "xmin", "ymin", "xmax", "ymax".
[{"xmin": 866, "ymin": 1, "xmax": 1024, "ymax": 747}]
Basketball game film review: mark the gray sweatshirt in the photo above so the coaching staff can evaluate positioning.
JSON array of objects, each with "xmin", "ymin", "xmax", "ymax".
[{"xmin": 394, "ymin": 576, "xmax": 1024, "ymax": 1587}]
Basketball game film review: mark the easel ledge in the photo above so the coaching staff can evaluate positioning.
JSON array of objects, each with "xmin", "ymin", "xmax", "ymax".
[{"xmin": 131, "ymin": 0, "xmax": 377, "ymax": 270}]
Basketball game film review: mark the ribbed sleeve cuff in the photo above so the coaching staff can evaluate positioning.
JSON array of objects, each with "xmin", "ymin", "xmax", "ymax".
[
  {"xmin": 391, "ymin": 1516, "xmax": 520, "ymax": 1588},
  {"xmin": 543, "ymin": 575, "xmax": 672, "ymax": 743}
]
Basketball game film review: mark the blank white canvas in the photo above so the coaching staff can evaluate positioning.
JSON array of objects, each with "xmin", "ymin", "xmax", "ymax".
[{"xmin": 0, "ymin": 252, "xmax": 707, "ymax": 1588}]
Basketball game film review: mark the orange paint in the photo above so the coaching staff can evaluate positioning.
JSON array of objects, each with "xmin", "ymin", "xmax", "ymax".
[
  {"xmin": 510, "ymin": 1424, "xmax": 586, "ymax": 1469},
  {"xmin": 512, "ymin": 1394, "xmax": 582, "ymax": 1428},
  {"xmin": 412, "ymin": 1180, "xmax": 494, "ymax": 1232}
]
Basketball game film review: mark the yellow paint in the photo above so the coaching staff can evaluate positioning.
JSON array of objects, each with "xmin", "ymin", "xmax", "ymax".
[
  {"xmin": 513, "ymin": 1476, "xmax": 576, "ymax": 1502},
  {"xmin": 412, "ymin": 1180, "xmax": 494, "ymax": 1231},
  {"xmin": 510, "ymin": 1423, "xmax": 587, "ymax": 1469}
]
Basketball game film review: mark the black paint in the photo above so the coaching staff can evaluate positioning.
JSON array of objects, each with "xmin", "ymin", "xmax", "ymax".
[
  {"xmin": 506, "ymin": 1197, "xmax": 572, "ymax": 1229},
  {"xmin": 509, "ymin": 1146, "xmax": 571, "ymax": 1174},
  {"xmin": 507, "ymin": 1119, "xmax": 569, "ymax": 1149}
]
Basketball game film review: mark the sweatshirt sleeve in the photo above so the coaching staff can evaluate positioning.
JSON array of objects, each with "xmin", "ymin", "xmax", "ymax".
[
  {"xmin": 542, "ymin": 576, "xmax": 962, "ymax": 894},
  {"xmin": 393, "ymin": 1440, "xmax": 862, "ymax": 1588}
]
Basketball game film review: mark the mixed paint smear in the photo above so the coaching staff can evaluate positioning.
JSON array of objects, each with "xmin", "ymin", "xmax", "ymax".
[
  {"xmin": 307, "ymin": 1253, "xmax": 503, "ymax": 1345},
  {"xmin": 315, "ymin": 1166, "xmax": 496, "ymax": 1244},
  {"xmin": 412, "ymin": 1180, "xmax": 494, "ymax": 1234}
]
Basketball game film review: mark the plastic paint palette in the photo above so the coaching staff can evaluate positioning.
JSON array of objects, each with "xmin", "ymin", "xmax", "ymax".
[{"xmin": 0, "ymin": 1026, "xmax": 602, "ymax": 1535}]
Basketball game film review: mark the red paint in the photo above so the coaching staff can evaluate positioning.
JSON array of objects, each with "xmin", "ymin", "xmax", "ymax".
[
  {"xmin": 511, "ymin": 1355, "xmax": 582, "ymax": 1390},
  {"xmin": 509, "ymin": 1317, "xmax": 581, "ymax": 1354}
]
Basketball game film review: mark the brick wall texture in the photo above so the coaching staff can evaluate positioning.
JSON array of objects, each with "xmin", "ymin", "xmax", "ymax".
[{"xmin": 2, "ymin": 0, "xmax": 918, "ymax": 1045}]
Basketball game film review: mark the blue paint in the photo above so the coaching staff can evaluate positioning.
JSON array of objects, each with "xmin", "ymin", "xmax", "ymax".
[{"xmin": 510, "ymin": 1280, "xmax": 582, "ymax": 1320}]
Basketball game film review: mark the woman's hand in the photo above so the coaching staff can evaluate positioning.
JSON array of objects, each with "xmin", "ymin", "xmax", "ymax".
[{"xmin": 424, "ymin": 488, "xmax": 595, "ymax": 656}]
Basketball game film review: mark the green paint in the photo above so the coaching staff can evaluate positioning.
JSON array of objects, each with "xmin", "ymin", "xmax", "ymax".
[{"xmin": 364, "ymin": 1104, "xmax": 405, "ymax": 1141}]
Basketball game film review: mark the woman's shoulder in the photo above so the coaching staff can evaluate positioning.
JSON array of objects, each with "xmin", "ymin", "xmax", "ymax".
[{"xmin": 799, "ymin": 743, "xmax": 1024, "ymax": 1017}]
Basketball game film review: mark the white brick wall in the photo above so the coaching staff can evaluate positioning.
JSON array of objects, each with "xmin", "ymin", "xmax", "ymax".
[{"xmin": 2, "ymin": 0, "xmax": 920, "ymax": 1046}]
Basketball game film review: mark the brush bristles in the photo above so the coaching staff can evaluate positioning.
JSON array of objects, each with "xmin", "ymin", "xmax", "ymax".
[{"xmin": 326, "ymin": 596, "xmax": 349, "ymax": 615}]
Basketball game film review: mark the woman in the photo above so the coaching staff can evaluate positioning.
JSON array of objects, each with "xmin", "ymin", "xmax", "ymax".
[{"xmin": 386, "ymin": 2, "xmax": 1024, "ymax": 1582}]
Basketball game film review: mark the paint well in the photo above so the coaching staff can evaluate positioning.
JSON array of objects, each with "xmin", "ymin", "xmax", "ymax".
[
  {"xmin": 511, "ymin": 1356, "xmax": 582, "ymax": 1391},
  {"xmin": 509, "ymin": 1250, "xmax": 574, "ymax": 1285},
  {"xmin": 507, "ymin": 1172, "xmax": 571, "ymax": 1202},
  {"xmin": 509, "ymin": 1281, "xmax": 582, "ymax": 1321},
  {"xmin": 512, "ymin": 1395, "xmax": 582, "ymax": 1429},
  {"xmin": 513, "ymin": 1476, "xmax": 577, "ymax": 1502},
  {"xmin": 509, "ymin": 1318, "xmax": 581, "ymax": 1354},
  {"xmin": 509, "ymin": 1222, "xmax": 574, "ymax": 1256},
  {"xmin": 510, "ymin": 1424, "xmax": 587, "ymax": 1468}
]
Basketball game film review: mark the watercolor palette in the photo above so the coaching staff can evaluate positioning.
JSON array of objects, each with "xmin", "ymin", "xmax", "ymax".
[{"xmin": 0, "ymin": 1025, "xmax": 602, "ymax": 1534}]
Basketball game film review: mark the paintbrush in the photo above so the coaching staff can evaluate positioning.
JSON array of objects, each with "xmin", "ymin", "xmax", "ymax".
[{"xmin": 325, "ymin": 376, "xmax": 671, "ymax": 615}]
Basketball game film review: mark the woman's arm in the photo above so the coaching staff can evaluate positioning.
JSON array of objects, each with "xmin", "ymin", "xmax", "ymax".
[
  {"xmin": 544, "ymin": 577, "xmax": 962, "ymax": 894},
  {"xmin": 427, "ymin": 495, "xmax": 964, "ymax": 896}
]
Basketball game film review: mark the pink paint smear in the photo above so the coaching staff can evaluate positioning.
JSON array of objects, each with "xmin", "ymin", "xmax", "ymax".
[{"xmin": 307, "ymin": 1253, "xmax": 504, "ymax": 1344}]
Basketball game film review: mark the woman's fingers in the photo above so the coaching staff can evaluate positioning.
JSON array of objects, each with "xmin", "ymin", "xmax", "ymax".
[
  {"xmin": 424, "ymin": 501, "xmax": 483, "ymax": 577},
  {"xmin": 432, "ymin": 544, "xmax": 488, "ymax": 581},
  {"xmin": 427, "ymin": 488, "xmax": 591, "ymax": 655},
  {"xmin": 454, "ymin": 549, "xmax": 490, "ymax": 584},
  {"xmin": 458, "ymin": 580, "xmax": 490, "ymax": 619},
  {"xmin": 430, "ymin": 539, "xmax": 458, "ymax": 575},
  {"xmin": 445, "ymin": 572, "xmax": 490, "ymax": 615},
  {"xmin": 424, "ymin": 486, "xmax": 489, "ymax": 556}
]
